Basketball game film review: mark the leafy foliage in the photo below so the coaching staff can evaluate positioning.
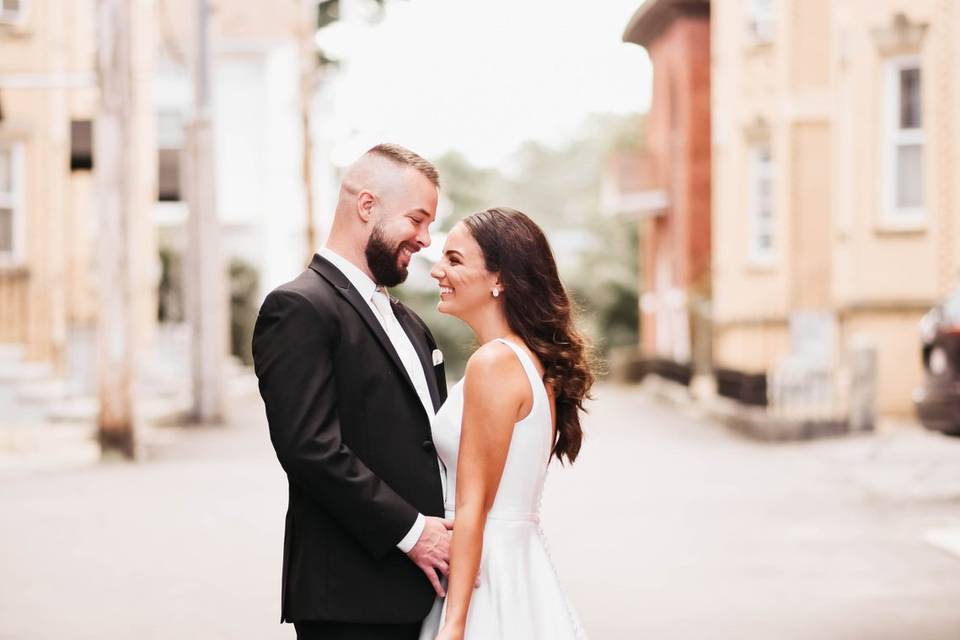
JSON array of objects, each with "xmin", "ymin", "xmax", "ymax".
[
  {"xmin": 229, "ymin": 258, "xmax": 260, "ymax": 365},
  {"xmin": 397, "ymin": 112, "xmax": 645, "ymax": 379}
]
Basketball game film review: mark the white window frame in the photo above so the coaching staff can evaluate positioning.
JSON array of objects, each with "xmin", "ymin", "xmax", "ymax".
[
  {"xmin": 0, "ymin": 0, "xmax": 28, "ymax": 25},
  {"xmin": 0, "ymin": 142, "xmax": 25, "ymax": 266},
  {"xmin": 747, "ymin": 0, "xmax": 775, "ymax": 44},
  {"xmin": 748, "ymin": 145, "xmax": 775, "ymax": 265},
  {"xmin": 882, "ymin": 55, "xmax": 925, "ymax": 227}
]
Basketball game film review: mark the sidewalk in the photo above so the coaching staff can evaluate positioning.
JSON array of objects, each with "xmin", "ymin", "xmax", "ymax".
[
  {"xmin": 0, "ymin": 325, "xmax": 257, "ymax": 476},
  {"xmin": 639, "ymin": 374, "xmax": 960, "ymax": 569},
  {"xmin": 642, "ymin": 374, "xmax": 960, "ymax": 501},
  {"xmin": 0, "ymin": 328, "xmax": 259, "ymax": 475},
  {"xmin": 0, "ymin": 374, "xmax": 258, "ymax": 475}
]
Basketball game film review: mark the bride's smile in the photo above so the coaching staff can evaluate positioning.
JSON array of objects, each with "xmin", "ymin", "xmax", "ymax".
[{"xmin": 430, "ymin": 222, "xmax": 503, "ymax": 322}]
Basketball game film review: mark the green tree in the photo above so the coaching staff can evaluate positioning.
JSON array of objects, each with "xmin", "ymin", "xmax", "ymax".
[{"xmin": 399, "ymin": 112, "xmax": 645, "ymax": 378}]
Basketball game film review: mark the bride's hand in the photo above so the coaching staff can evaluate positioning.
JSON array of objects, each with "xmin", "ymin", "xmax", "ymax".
[{"xmin": 435, "ymin": 624, "xmax": 464, "ymax": 640}]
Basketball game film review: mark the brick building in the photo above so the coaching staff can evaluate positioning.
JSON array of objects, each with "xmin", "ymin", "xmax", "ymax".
[{"xmin": 623, "ymin": 0, "xmax": 712, "ymax": 374}]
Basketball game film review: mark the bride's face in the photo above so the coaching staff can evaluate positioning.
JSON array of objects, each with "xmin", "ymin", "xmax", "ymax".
[{"xmin": 430, "ymin": 222, "xmax": 500, "ymax": 318}]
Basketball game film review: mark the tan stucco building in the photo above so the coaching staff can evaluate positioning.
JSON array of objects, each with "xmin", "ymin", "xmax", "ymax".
[
  {"xmin": 712, "ymin": 0, "xmax": 960, "ymax": 415},
  {"xmin": 0, "ymin": 0, "xmax": 157, "ymax": 381},
  {"xmin": 1, "ymin": 0, "xmax": 318, "ymax": 396}
]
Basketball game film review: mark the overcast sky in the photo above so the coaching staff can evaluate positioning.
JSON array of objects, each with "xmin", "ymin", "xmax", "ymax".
[{"xmin": 320, "ymin": 0, "xmax": 652, "ymax": 167}]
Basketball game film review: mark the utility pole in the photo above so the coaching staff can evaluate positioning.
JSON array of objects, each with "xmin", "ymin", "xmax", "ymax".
[
  {"xmin": 94, "ymin": 0, "xmax": 136, "ymax": 457},
  {"xmin": 298, "ymin": 1, "xmax": 320, "ymax": 266},
  {"xmin": 185, "ymin": 0, "xmax": 226, "ymax": 423}
]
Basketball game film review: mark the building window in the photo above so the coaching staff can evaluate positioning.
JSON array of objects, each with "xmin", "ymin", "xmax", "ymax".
[
  {"xmin": 0, "ymin": 143, "xmax": 23, "ymax": 263},
  {"xmin": 883, "ymin": 56, "xmax": 924, "ymax": 223},
  {"xmin": 70, "ymin": 120, "xmax": 93, "ymax": 171},
  {"xmin": 157, "ymin": 111, "xmax": 184, "ymax": 202},
  {"xmin": 748, "ymin": 146, "xmax": 775, "ymax": 264},
  {"xmin": 747, "ymin": 0, "xmax": 775, "ymax": 43},
  {"xmin": 0, "ymin": 0, "xmax": 26, "ymax": 24},
  {"xmin": 158, "ymin": 149, "xmax": 181, "ymax": 201}
]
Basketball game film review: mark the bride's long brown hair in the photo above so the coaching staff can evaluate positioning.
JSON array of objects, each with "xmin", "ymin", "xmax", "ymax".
[{"xmin": 463, "ymin": 207, "xmax": 594, "ymax": 464}]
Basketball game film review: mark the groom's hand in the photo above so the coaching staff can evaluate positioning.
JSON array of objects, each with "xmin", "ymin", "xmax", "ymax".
[{"xmin": 407, "ymin": 516, "xmax": 454, "ymax": 597}]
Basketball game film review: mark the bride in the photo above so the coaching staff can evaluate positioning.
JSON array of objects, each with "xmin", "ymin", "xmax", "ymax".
[{"xmin": 420, "ymin": 207, "xmax": 594, "ymax": 640}]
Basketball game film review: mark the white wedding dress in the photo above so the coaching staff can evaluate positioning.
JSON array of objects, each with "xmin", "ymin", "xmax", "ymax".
[{"xmin": 418, "ymin": 338, "xmax": 586, "ymax": 639}]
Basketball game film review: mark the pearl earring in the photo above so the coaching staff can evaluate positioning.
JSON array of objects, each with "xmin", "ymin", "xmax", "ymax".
[{"xmin": 492, "ymin": 287, "xmax": 500, "ymax": 298}]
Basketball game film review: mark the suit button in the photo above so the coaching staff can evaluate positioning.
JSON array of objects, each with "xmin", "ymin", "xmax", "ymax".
[{"xmin": 422, "ymin": 440, "xmax": 435, "ymax": 453}]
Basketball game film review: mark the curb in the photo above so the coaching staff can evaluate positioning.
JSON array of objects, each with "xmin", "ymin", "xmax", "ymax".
[{"xmin": 641, "ymin": 374, "xmax": 853, "ymax": 442}]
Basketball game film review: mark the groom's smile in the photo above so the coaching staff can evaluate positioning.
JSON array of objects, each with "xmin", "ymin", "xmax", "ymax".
[
  {"xmin": 365, "ymin": 204, "xmax": 435, "ymax": 287},
  {"xmin": 398, "ymin": 242, "xmax": 417, "ymax": 267}
]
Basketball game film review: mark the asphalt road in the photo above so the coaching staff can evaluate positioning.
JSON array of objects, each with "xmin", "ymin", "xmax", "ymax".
[{"xmin": 1, "ymin": 385, "xmax": 959, "ymax": 639}]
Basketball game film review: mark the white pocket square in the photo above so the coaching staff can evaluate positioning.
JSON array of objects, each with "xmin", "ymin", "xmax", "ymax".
[{"xmin": 432, "ymin": 349, "xmax": 444, "ymax": 366}]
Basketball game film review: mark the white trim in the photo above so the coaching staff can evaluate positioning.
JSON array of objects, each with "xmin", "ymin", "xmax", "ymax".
[
  {"xmin": 0, "ymin": 0, "xmax": 28, "ymax": 26},
  {"xmin": 0, "ymin": 142, "xmax": 25, "ymax": 266},
  {"xmin": 747, "ymin": 0, "xmax": 775, "ymax": 43},
  {"xmin": 153, "ymin": 201, "xmax": 189, "ymax": 227},
  {"xmin": 881, "ymin": 55, "xmax": 925, "ymax": 227},
  {"xmin": 604, "ymin": 189, "xmax": 670, "ymax": 219},
  {"xmin": 747, "ymin": 145, "xmax": 775, "ymax": 265}
]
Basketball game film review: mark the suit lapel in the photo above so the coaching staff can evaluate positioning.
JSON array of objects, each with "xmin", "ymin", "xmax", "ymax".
[
  {"xmin": 393, "ymin": 302, "xmax": 442, "ymax": 413},
  {"xmin": 309, "ymin": 256, "xmax": 421, "ymax": 404}
]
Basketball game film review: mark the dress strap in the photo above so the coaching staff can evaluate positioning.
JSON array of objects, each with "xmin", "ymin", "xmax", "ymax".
[{"xmin": 493, "ymin": 338, "xmax": 549, "ymax": 418}]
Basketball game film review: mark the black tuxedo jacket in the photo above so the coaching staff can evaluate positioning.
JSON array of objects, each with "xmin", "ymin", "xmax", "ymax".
[{"xmin": 252, "ymin": 254, "xmax": 447, "ymax": 624}]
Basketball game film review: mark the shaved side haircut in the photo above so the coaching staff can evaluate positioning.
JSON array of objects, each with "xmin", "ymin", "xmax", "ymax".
[{"xmin": 366, "ymin": 143, "xmax": 440, "ymax": 189}]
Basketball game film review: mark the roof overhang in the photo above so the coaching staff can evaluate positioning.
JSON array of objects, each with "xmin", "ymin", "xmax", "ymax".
[{"xmin": 622, "ymin": 0, "xmax": 710, "ymax": 48}]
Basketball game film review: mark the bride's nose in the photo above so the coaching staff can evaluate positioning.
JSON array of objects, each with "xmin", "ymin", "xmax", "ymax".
[{"xmin": 430, "ymin": 263, "xmax": 444, "ymax": 280}]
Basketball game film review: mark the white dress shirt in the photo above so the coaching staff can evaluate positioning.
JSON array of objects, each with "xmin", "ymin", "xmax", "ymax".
[{"xmin": 319, "ymin": 247, "xmax": 435, "ymax": 553}]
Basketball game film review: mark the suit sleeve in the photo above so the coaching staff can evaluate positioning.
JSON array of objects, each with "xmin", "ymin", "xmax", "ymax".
[{"xmin": 252, "ymin": 288, "xmax": 419, "ymax": 559}]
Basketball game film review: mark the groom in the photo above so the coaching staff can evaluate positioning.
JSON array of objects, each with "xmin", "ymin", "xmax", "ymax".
[{"xmin": 252, "ymin": 144, "xmax": 450, "ymax": 639}]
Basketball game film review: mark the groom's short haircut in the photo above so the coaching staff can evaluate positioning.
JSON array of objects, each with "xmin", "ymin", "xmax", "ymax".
[{"xmin": 366, "ymin": 143, "xmax": 440, "ymax": 189}]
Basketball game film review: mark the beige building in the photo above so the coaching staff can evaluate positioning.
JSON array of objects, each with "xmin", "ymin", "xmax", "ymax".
[
  {"xmin": 1, "ymin": 0, "xmax": 319, "ymax": 395},
  {"xmin": 154, "ymin": 0, "xmax": 321, "ymax": 300},
  {"xmin": 712, "ymin": 0, "xmax": 960, "ymax": 415},
  {"xmin": 0, "ymin": 0, "xmax": 156, "ymax": 382}
]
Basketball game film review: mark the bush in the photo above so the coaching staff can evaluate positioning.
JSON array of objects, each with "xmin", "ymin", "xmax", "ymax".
[{"xmin": 229, "ymin": 258, "xmax": 260, "ymax": 366}]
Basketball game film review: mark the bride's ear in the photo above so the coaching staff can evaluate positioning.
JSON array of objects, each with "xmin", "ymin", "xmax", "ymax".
[{"xmin": 491, "ymin": 275, "xmax": 504, "ymax": 298}]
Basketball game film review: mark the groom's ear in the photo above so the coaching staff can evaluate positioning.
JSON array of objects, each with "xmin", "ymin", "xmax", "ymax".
[{"xmin": 357, "ymin": 190, "xmax": 376, "ymax": 223}]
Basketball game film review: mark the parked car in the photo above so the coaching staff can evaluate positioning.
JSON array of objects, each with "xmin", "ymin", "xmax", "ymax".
[{"xmin": 914, "ymin": 287, "xmax": 960, "ymax": 435}]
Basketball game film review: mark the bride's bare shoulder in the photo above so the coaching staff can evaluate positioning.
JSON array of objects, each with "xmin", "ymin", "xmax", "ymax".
[
  {"xmin": 463, "ymin": 341, "xmax": 526, "ymax": 400},
  {"xmin": 466, "ymin": 339, "xmax": 527, "ymax": 373}
]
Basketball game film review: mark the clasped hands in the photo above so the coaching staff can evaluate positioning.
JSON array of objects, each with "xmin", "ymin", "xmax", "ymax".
[{"xmin": 406, "ymin": 515, "xmax": 480, "ymax": 597}]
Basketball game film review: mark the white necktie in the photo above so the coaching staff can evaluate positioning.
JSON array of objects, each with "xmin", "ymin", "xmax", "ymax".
[{"xmin": 371, "ymin": 288, "xmax": 435, "ymax": 418}]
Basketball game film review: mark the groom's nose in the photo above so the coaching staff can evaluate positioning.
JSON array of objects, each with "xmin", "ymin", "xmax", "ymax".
[{"xmin": 416, "ymin": 226, "xmax": 431, "ymax": 248}]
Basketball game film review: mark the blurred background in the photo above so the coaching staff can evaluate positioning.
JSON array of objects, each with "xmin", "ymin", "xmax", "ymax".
[{"xmin": 2, "ymin": 0, "xmax": 960, "ymax": 638}]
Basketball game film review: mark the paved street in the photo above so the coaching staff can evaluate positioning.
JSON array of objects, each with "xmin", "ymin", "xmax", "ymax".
[{"xmin": 2, "ymin": 385, "xmax": 960, "ymax": 639}]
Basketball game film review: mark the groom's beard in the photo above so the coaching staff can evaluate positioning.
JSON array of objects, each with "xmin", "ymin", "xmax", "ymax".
[{"xmin": 365, "ymin": 224, "xmax": 408, "ymax": 287}]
